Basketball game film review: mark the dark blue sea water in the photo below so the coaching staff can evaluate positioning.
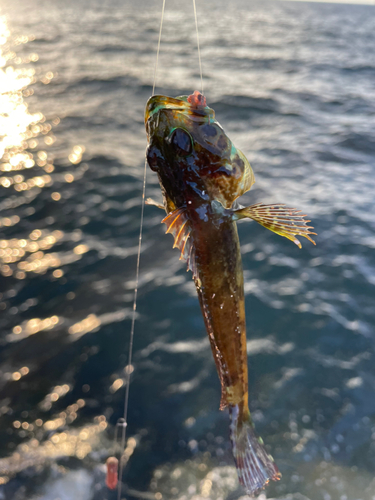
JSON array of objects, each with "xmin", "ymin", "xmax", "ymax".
[{"xmin": 0, "ymin": 0, "xmax": 375, "ymax": 499}]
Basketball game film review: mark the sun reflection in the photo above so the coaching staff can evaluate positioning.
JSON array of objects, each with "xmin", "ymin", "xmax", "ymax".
[
  {"xmin": 0, "ymin": 411, "xmax": 108, "ymax": 483},
  {"xmin": 0, "ymin": 64, "xmax": 39, "ymax": 159},
  {"xmin": 0, "ymin": 14, "xmax": 91, "ymax": 299},
  {"xmin": 0, "ymin": 230, "xmax": 64, "ymax": 277},
  {"xmin": 0, "ymin": 228, "xmax": 91, "ymax": 279},
  {"xmin": 0, "ymin": 16, "xmax": 85, "ymax": 246},
  {"xmin": 68, "ymin": 314, "xmax": 101, "ymax": 336},
  {"xmin": 0, "ymin": 173, "xmax": 53, "ymax": 190},
  {"xmin": 0, "ymin": 408, "xmax": 111, "ymax": 486},
  {"xmin": 0, "ymin": 18, "xmax": 59, "ymax": 169},
  {"xmin": 6, "ymin": 315, "xmax": 60, "ymax": 342},
  {"xmin": 68, "ymin": 145, "xmax": 85, "ymax": 165},
  {"xmin": 39, "ymin": 384, "xmax": 71, "ymax": 411},
  {"xmin": 0, "ymin": 16, "xmax": 111, "ymax": 486},
  {"xmin": 109, "ymin": 378, "xmax": 124, "ymax": 394},
  {"xmin": 0, "ymin": 215, "xmax": 19, "ymax": 228}
]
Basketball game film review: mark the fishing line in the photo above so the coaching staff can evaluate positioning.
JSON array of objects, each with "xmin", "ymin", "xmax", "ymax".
[
  {"xmin": 192, "ymin": 0, "xmax": 203, "ymax": 95},
  {"xmin": 116, "ymin": 162, "xmax": 146, "ymax": 500},
  {"xmin": 114, "ymin": 2, "xmax": 166, "ymax": 499},
  {"xmin": 153, "ymin": 0, "xmax": 166, "ymax": 95},
  {"xmin": 113, "ymin": 0, "xmax": 203, "ymax": 497}
]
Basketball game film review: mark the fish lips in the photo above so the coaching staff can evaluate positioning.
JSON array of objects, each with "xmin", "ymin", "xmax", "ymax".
[{"xmin": 144, "ymin": 94, "xmax": 214, "ymax": 126}]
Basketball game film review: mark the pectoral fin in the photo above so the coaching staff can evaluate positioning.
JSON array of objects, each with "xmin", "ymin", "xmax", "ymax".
[
  {"xmin": 145, "ymin": 197, "xmax": 164, "ymax": 210},
  {"xmin": 162, "ymin": 208, "xmax": 198, "ymax": 278},
  {"xmin": 233, "ymin": 203, "xmax": 316, "ymax": 248}
]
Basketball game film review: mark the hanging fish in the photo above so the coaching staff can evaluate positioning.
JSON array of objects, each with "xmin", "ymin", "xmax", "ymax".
[{"xmin": 144, "ymin": 90, "xmax": 316, "ymax": 496}]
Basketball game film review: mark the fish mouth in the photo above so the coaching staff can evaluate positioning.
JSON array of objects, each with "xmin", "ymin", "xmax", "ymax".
[{"xmin": 144, "ymin": 94, "xmax": 214, "ymax": 125}]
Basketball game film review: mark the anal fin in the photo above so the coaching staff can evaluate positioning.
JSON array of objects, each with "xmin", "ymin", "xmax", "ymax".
[
  {"xmin": 196, "ymin": 287, "xmax": 228, "ymax": 411},
  {"xmin": 219, "ymin": 382, "xmax": 228, "ymax": 410},
  {"xmin": 208, "ymin": 332, "xmax": 228, "ymax": 410}
]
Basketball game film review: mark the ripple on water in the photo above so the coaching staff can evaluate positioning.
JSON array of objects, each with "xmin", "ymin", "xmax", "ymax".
[{"xmin": 0, "ymin": 0, "xmax": 375, "ymax": 498}]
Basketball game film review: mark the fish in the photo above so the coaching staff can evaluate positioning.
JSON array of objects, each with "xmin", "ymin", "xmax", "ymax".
[{"xmin": 144, "ymin": 90, "xmax": 316, "ymax": 496}]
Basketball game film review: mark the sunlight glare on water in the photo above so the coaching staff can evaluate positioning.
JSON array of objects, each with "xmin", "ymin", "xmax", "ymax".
[{"xmin": 0, "ymin": 13, "xmax": 114, "ymax": 493}]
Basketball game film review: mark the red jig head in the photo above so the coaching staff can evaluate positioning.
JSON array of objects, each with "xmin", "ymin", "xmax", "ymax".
[
  {"xmin": 105, "ymin": 456, "xmax": 119, "ymax": 490},
  {"xmin": 187, "ymin": 90, "xmax": 206, "ymax": 108}
]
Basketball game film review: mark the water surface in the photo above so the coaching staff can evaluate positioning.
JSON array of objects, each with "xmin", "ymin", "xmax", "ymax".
[{"xmin": 0, "ymin": 0, "xmax": 374, "ymax": 499}]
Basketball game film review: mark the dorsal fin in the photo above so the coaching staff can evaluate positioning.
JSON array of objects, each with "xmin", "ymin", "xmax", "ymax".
[{"xmin": 162, "ymin": 209, "xmax": 198, "ymax": 279}]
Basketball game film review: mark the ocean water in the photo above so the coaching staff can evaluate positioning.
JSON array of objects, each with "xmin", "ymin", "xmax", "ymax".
[{"xmin": 0, "ymin": 0, "xmax": 374, "ymax": 499}]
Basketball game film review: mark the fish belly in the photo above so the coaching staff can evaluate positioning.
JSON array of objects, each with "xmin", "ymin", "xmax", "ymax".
[
  {"xmin": 193, "ymin": 220, "xmax": 248, "ymax": 409},
  {"xmin": 192, "ymin": 219, "xmax": 281, "ymax": 496}
]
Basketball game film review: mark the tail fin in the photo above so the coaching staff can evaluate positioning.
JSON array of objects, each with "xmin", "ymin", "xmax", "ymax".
[{"xmin": 229, "ymin": 405, "xmax": 281, "ymax": 497}]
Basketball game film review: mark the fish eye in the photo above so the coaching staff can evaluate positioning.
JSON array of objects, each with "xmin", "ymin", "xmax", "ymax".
[
  {"xmin": 146, "ymin": 144, "xmax": 160, "ymax": 172},
  {"xmin": 168, "ymin": 128, "xmax": 192, "ymax": 156}
]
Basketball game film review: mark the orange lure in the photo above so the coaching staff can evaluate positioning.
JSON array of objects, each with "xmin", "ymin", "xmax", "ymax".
[{"xmin": 105, "ymin": 456, "xmax": 119, "ymax": 490}]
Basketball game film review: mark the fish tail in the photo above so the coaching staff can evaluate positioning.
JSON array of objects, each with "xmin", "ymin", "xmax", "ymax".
[{"xmin": 229, "ymin": 405, "xmax": 281, "ymax": 497}]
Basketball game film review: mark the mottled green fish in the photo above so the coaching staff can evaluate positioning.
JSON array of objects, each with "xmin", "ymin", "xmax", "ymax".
[{"xmin": 144, "ymin": 90, "xmax": 315, "ymax": 496}]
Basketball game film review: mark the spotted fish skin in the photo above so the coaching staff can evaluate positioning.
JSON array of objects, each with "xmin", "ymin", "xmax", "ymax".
[{"xmin": 144, "ymin": 91, "xmax": 315, "ymax": 496}]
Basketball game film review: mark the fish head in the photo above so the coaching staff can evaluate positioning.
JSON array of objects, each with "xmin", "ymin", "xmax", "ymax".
[{"xmin": 145, "ymin": 91, "xmax": 255, "ymax": 209}]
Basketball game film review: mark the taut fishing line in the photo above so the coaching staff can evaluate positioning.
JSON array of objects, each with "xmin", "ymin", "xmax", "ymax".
[
  {"xmin": 153, "ymin": 0, "xmax": 166, "ymax": 96},
  {"xmin": 193, "ymin": 0, "xmax": 204, "ymax": 95},
  {"xmin": 113, "ymin": 2, "xmax": 166, "ymax": 499},
  {"xmin": 111, "ymin": 0, "xmax": 203, "ymax": 497}
]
